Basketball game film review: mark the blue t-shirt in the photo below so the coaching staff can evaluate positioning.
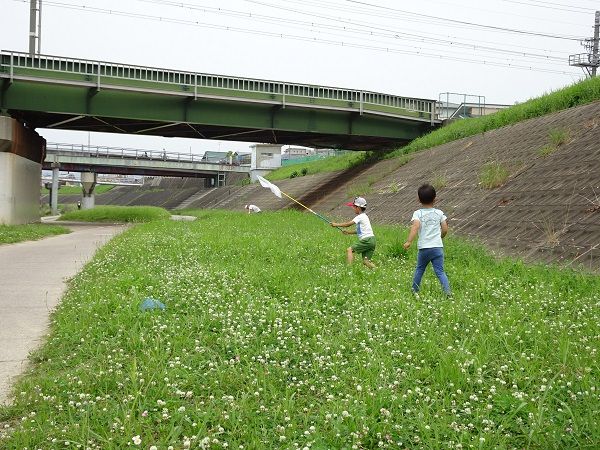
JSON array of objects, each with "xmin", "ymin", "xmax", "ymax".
[{"xmin": 411, "ymin": 208, "xmax": 447, "ymax": 249}]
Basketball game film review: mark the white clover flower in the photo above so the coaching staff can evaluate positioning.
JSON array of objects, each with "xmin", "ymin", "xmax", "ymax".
[{"xmin": 132, "ymin": 435, "xmax": 141, "ymax": 445}]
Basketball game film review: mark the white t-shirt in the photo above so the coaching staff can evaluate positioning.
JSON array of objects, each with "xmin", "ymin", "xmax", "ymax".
[
  {"xmin": 248, "ymin": 205, "xmax": 261, "ymax": 213},
  {"xmin": 411, "ymin": 208, "xmax": 447, "ymax": 249},
  {"xmin": 352, "ymin": 213, "xmax": 374, "ymax": 239}
]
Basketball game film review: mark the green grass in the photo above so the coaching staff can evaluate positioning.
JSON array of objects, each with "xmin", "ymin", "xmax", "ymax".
[
  {"xmin": 548, "ymin": 128, "xmax": 570, "ymax": 147},
  {"xmin": 59, "ymin": 206, "xmax": 171, "ymax": 223},
  {"xmin": 267, "ymin": 151, "xmax": 369, "ymax": 180},
  {"xmin": 387, "ymin": 75, "xmax": 600, "ymax": 160},
  {"xmin": 1, "ymin": 210, "xmax": 598, "ymax": 449},
  {"xmin": 431, "ymin": 172, "xmax": 448, "ymax": 191},
  {"xmin": 346, "ymin": 182, "xmax": 373, "ymax": 198},
  {"xmin": 41, "ymin": 185, "xmax": 115, "ymax": 195},
  {"xmin": 479, "ymin": 162, "xmax": 510, "ymax": 189},
  {"xmin": 538, "ymin": 143, "xmax": 557, "ymax": 157},
  {"xmin": 0, "ymin": 223, "xmax": 70, "ymax": 244},
  {"xmin": 538, "ymin": 128, "xmax": 572, "ymax": 157}
]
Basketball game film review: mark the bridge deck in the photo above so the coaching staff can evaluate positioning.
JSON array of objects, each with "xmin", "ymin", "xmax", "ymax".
[
  {"xmin": 44, "ymin": 143, "xmax": 250, "ymax": 178},
  {"xmin": 1, "ymin": 51, "xmax": 440, "ymax": 150}
]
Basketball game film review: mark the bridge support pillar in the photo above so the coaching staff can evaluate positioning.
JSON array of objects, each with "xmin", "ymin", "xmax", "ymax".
[
  {"xmin": 51, "ymin": 163, "xmax": 59, "ymax": 216},
  {"xmin": 0, "ymin": 116, "xmax": 46, "ymax": 225},
  {"xmin": 80, "ymin": 172, "xmax": 97, "ymax": 210}
]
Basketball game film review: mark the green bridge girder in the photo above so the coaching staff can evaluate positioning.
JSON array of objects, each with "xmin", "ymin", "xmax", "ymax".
[{"xmin": 0, "ymin": 51, "xmax": 440, "ymax": 150}]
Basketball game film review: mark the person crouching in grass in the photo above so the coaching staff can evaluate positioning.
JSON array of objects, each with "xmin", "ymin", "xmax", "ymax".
[{"xmin": 331, "ymin": 197, "xmax": 376, "ymax": 268}]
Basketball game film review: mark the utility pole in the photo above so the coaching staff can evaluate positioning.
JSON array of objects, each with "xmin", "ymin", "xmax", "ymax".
[
  {"xmin": 29, "ymin": 0, "xmax": 42, "ymax": 56},
  {"xmin": 569, "ymin": 11, "xmax": 600, "ymax": 78},
  {"xmin": 593, "ymin": 10, "xmax": 599, "ymax": 77}
]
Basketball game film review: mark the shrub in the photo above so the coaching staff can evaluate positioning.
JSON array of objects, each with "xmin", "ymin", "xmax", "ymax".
[
  {"xmin": 300, "ymin": 167, "xmax": 308, "ymax": 176},
  {"xmin": 290, "ymin": 171, "xmax": 299, "ymax": 179}
]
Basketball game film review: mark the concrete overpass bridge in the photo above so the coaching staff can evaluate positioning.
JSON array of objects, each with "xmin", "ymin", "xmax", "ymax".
[
  {"xmin": 41, "ymin": 143, "xmax": 251, "ymax": 212},
  {"xmin": 44, "ymin": 143, "xmax": 250, "ymax": 179},
  {"xmin": 0, "ymin": 50, "xmax": 439, "ymax": 151}
]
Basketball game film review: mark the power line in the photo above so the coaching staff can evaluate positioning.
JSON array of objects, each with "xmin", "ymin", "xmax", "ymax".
[
  {"xmin": 502, "ymin": 0, "xmax": 594, "ymax": 14},
  {"xmin": 134, "ymin": 0, "xmax": 568, "ymax": 62},
  {"xmin": 8, "ymin": 0, "xmax": 581, "ymax": 76},
  {"xmin": 273, "ymin": 0, "xmax": 578, "ymax": 53},
  {"xmin": 414, "ymin": 0, "xmax": 588, "ymax": 24},
  {"xmin": 500, "ymin": 0, "xmax": 596, "ymax": 14},
  {"xmin": 339, "ymin": 0, "xmax": 585, "ymax": 40}
]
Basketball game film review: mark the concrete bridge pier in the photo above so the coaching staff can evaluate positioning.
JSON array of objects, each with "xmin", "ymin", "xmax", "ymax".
[
  {"xmin": 80, "ymin": 172, "xmax": 97, "ymax": 210},
  {"xmin": 50, "ymin": 163, "xmax": 59, "ymax": 215},
  {"xmin": 0, "ymin": 116, "xmax": 46, "ymax": 225}
]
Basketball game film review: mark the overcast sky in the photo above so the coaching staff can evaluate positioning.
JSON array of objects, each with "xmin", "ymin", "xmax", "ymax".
[{"xmin": 2, "ymin": 0, "xmax": 597, "ymax": 155}]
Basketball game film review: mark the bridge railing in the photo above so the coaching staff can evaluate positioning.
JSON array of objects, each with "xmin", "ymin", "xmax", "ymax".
[
  {"xmin": 45, "ymin": 143, "xmax": 242, "ymax": 166},
  {"xmin": 1, "ymin": 51, "xmax": 438, "ymax": 123}
]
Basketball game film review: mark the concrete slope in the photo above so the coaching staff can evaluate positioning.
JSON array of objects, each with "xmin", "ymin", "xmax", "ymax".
[
  {"xmin": 321, "ymin": 100, "xmax": 600, "ymax": 270},
  {"xmin": 0, "ymin": 224, "xmax": 127, "ymax": 405}
]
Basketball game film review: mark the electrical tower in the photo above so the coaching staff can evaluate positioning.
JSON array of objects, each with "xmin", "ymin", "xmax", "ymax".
[
  {"xmin": 29, "ymin": 0, "xmax": 42, "ymax": 56},
  {"xmin": 569, "ymin": 11, "xmax": 599, "ymax": 77}
]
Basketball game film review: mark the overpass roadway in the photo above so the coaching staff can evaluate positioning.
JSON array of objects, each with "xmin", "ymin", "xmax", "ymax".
[
  {"xmin": 0, "ymin": 51, "xmax": 440, "ymax": 150},
  {"xmin": 43, "ymin": 143, "xmax": 250, "ymax": 179}
]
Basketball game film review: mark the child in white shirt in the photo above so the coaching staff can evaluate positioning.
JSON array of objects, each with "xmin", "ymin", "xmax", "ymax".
[
  {"xmin": 331, "ymin": 197, "xmax": 376, "ymax": 268},
  {"xmin": 403, "ymin": 184, "xmax": 451, "ymax": 295}
]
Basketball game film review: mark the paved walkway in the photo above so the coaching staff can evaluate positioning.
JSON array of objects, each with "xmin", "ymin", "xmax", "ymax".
[{"xmin": 0, "ymin": 224, "xmax": 126, "ymax": 405}]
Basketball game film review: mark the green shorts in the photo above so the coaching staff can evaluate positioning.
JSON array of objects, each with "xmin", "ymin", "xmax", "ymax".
[{"xmin": 351, "ymin": 236, "xmax": 376, "ymax": 260}]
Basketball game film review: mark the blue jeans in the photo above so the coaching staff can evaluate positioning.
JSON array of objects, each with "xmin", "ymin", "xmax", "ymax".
[{"xmin": 412, "ymin": 247, "xmax": 451, "ymax": 295}]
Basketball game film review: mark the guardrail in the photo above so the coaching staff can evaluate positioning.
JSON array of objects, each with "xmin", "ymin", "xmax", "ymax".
[
  {"xmin": 1, "ymin": 50, "xmax": 438, "ymax": 123},
  {"xmin": 45, "ymin": 143, "xmax": 243, "ymax": 166}
]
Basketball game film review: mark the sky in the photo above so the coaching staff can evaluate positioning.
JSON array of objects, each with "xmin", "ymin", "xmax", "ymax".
[{"xmin": 2, "ymin": 0, "xmax": 597, "ymax": 156}]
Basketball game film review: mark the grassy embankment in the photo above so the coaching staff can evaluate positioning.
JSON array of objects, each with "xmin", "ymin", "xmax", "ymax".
[
  {"xmin": 0, "ymin": 224, "xmax": 70, "ymax": 245},
  {"xmin": 41, "ymin": 185, "xmax": 116, "ymax": 195},
  {"xmin": 1, "ymin": 210, "xmax": 598, "ymax": 448},
  {"xmin": 267, "ymin": 75, "xmax": 600, "ymax": 180},
  {"xmin": 59, "ymin": 205, "xmax": 171, "ymax": 223}
]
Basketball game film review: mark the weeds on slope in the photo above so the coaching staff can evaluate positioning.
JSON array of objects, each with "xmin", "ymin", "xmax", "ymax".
[{"xmin": 1, "ymin": 211, "xmax": 598, "ymax": 449}]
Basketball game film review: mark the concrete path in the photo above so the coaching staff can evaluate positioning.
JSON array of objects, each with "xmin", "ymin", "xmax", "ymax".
[{"xmin": 0, "ymin": 224, "xmax": 127, "ymax": 405}]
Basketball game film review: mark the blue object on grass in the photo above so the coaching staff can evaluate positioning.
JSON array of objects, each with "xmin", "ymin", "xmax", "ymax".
[{"xmin": 140, "ymin": 298, "xmax": 166, "ymax": 311}]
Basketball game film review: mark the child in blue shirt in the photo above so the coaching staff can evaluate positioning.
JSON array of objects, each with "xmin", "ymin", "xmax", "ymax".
[{"xmin": 403, "ymin": 184, "xmax": 451, "ymax": 295}]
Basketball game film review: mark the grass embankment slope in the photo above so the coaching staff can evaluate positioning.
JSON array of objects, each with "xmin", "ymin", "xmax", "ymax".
[
  {"xmin": 59, "ymin": 205, "xmax": 170, "ymax": 223},
  {"xmin": 41, "ymin": 185, "xmax": 115, "ymax": 195},
  {"xmin": 268, "ymin": 152, "xmax": 369, "ymax": 181},
  {"xmin": 267, "ymin": 75, "xmax": 600, "ymax": 180},
  {"xmin": 0, "ymin": 224, "xmax": 70, "ymax": 245},
  {"xmin": 1, "ymin": 211, "xmax": 598, "ymax": 448}
]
